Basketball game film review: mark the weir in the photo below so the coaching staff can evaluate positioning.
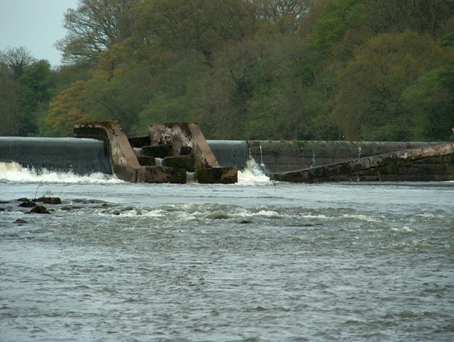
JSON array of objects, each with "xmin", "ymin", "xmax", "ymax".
[
  {"xmin": 1, "ymin": 126, "xmax": 453, "ymax": 182},
  {"xmin": 206, "ymin": 140, "xmax": 249, "ymax": 170},
  {"xmin": 0, "ymin": 137, "xmax": 112, "ymax": 175},
  {"xmin": 270, "ymin": 142, "xmax": 454, "ymax": 183},
  {"xmin": 0, "ymin": 137, "xmax": 247, "ymax": 177}
]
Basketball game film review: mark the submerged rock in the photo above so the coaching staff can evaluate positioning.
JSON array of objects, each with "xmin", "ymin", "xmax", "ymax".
[
  {"xmin": 26, "ymin": 205, "xmax": 50, "ymax": 214},
  {"xmin": 35, "ymin": 197, "xmax": 62, "ymax": 204},
  {"xmin": 19, "ymin": 200, "xmax": 36, "ymax": 208}
]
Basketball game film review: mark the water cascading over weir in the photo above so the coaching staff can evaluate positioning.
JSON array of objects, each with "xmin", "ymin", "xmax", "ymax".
[
  {"xmin": 1, "ymin": 122, "xmax": 453, "ymax": 183},
  {"xmin": 0, "ymin": 136, "xmax": 113, "ymax": 175},
  {"xmin": 74, "ymin": 121, "xmax": 238, "ymax": 184}
]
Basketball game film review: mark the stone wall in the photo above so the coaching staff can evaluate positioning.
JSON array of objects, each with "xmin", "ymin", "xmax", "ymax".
[
  {"xmin": 268, "ymin": 142, "xmax": 454, "ymax": 182},
  {"xmin": 247, "ymin": 141, "xmax": 442, "ymax": 173}
]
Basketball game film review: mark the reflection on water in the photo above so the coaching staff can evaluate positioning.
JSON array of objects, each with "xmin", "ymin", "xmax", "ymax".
[{"xmin": 0, "ymin": 162, "xmax": 453, "ymax": 341}]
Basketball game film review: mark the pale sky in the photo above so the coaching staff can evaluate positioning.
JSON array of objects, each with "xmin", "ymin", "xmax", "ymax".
[{"xmin": 0, "ymin": 0, "xmax": 79, "ymax": 67}]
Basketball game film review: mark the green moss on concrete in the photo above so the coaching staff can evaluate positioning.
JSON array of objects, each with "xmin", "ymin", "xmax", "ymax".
[
  {"xmin": 196, "ymin": 167, "xmax": 237, "ymax": 184},
  {"xmin": 293, "ymin": 139, "xmax": 307, "ymax": 147},
  {"xmin": 164, "ymin": 155, "xmax": 195, "ymax": 171},
  {"xmin": 445, "ymin": 162, "xmax": 454, "ymax": 179},
  {"xmin": 168, "ymin": 168, "xmax": 187, "ymax": 184},
  {"xmin": 137, "ymin": 156, "xmax": 156, "ymax": 166}
]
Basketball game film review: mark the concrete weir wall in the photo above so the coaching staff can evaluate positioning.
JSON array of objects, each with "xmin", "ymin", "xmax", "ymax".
[{"xmin": 247, "ymin": 140, "xmax": 454, "ymax": 182}]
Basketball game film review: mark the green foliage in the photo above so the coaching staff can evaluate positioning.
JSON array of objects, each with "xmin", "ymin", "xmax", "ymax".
[
  {"xmin": 333, "ymin": 31, "xmax": 452, "ymax": 141},
  {"xmin": 402, "ymin": 63, "xmax": 454, "ymax": 141},
  {"xmin": 309, "ymin": 0, "xmax": 364, "ymax": 58},
  {"xmin": 363, "ymin": 0, "xmax": 454, "ymax": 38},
  {"xmin": 46, "ymin": 80, "xmax": 93, "ymax": 136},
  {"xmin": 56, "ymin": 0, "xmax": 140, "ymax": 64},
  {"xmin": 293, "ymin": 139, "xmax": 306, "ymax": 147},
  {"xmin": 254, "ymin": 0, "xmax": 311, "ymax": 35},
  {"xmin": 0, "ymin": 63, "xmax": 21, "ymax": 135},
  {"xmin": 132, "ymin": 0, "xmax": 255, "ymax": 63},
  {"xmin": 0, "ymin": 57, "xmax": 54, "ymax": 136},
  {"xmin": 5, "ymin": 0, "xmax": 452, "ymax": 142},
  {"xmin": 135, "ymin": 93, "xmax": 190, "ymax": 132}
]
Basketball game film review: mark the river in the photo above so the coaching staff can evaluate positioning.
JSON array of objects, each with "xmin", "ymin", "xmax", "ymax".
[{"xmin": 1, "ymin": 160, "xmax": 453, "ymax": 341}]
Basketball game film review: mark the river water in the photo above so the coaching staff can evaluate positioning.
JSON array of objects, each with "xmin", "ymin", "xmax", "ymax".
[{"xmin": 1, "ymin": 161, "xmax": 453, "ymax": 341}]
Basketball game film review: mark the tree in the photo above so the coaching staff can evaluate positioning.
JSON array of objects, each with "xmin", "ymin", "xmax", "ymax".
[
  {"xmin": 253, "ymin": 0, "xmax": 310, "ymax": 35},
  {"xmin": 0, "ymin": 46, "xmax": 35, "ymax": 78},
  {"xmin": 402, "ymin": 63, "xmax": 454, "ymax": 141},
  {"xmin": 132, "ymin": 0, "xmax": 255, "ymax": 63},
  {"xmin": 297, "ymin": 0, "xmax": 330, "ymax": 38},
  {"xmin": 308, "ymin": 0, "xmax": 364, "ymax": 58},
  {"xmin": 46, "ymin": 81, "xmax": 93, "ymax": 136},
  {"xmin": 0, "ymin": 62, "xmax": 21, "ymax": 135},
  {"xmin": 363, "ymin": 0, "xmax": 454, "ymax": 38},
  {"xmin": 132, "ymin": 52, "xmax": 210, "ymax": 134},
  {"xmin": 333, "ymin": 31, "xmax": 452, "ymax": 141},
  {"xmin": 56, "ymin": 0, "xmax": 140, "ymax": 64},
  {"xmin": 18, "ymin": 60, "xmax": 53, "ymax": 135},
  {"xmin": 192, "ymin": 34, "xmax": 338, "ymax": 140}
]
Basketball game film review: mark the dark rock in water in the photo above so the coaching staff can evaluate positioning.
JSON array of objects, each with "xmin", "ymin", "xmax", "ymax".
[
  {"xmin": 15, "ymin": 219, "xmax": 27, "ymax": 224},
  {"xmin": 27, "ymin": 205, "xmax": 50, "ymax": 214},
  {"xmin": 240, "ymin": 220, "xmax": 252, "ymax": 224},
  {"xmin": 19, "ymin": 200, "xmax": 36, "ymax": 208},
  {"xmin": 207, "ymin": 213, "xmax": 230, "ymax": 220},
  {"xmin": 17, "ymin": 197, "xmax": 30, "ymax": 202},
  {"xmin": 35, "ymin": 197, "xmax": 62, "ymax": 204}
]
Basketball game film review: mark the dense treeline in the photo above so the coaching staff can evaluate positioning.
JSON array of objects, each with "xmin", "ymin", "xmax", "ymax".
[{"xmin": 1, "ymin": 0, "xmax": 453, "ymax": 141}]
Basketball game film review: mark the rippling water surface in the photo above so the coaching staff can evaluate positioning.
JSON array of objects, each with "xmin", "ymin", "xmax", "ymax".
[{"xmin": 1, "ymin": 162, "xmax": 453, "ymax": 341}]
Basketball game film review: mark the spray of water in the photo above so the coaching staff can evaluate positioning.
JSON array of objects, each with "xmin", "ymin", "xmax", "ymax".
[
  {"xmin": 1, "ymin": 159, "xmax": 273, "ymax": 185},
  {"xmin": 237, "ymin": 158, "xmax": 272, "ymax": 185},
  {"xmin": 0, "ymin": 162, "xmax": 122, "ymax": 184}
]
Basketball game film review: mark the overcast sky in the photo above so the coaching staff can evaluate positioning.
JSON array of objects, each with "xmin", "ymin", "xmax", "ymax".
[{"xmin": 0, "ymin": 0, "xmax": 79, "ymax": 67}]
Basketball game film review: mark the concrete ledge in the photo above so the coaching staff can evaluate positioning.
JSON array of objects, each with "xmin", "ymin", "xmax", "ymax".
[
  {"xmin": 196, "ymin": 167, "xmax": 238, "ymax": 184},
  {"xmin": 248, "ymin": 140, "xmax": 441, "ymax": 173},
  {"xmin": 138, "ymin": 166, "xmax": 186, "ymax": 184},
  {"xmin": 270, "ymin": 142, "xmax": 454, "ymax": 183}
]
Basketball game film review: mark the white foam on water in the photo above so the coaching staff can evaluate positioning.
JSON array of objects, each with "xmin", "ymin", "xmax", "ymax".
[
  {"xmin": 342, "ymin": 214, "xmax": 383, "ymax": 222},
  {"xmin": 299, "ymin": 214, "xmax": 328, "ymax": 219},
  {"xmin": 238, "ymin": 159, "xmax": 272, "ymax": 185},
  {"xmin": 1, "ymin": 158, "xmax": 273, "ymax": 185},
  {"xmin": 389, "ymin": 226, "xmax": 415, "ymax": 233},
  {"xmin": 141, "ymin": 209, "xmax": 166, "ymax": 217},
  {"xmin": 0, "ymin": 162, "xmax": 123, "ymax": 184},
  {"xmin": 253, "ymin": 209, "xmax": 281, "ymax": 217}
]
